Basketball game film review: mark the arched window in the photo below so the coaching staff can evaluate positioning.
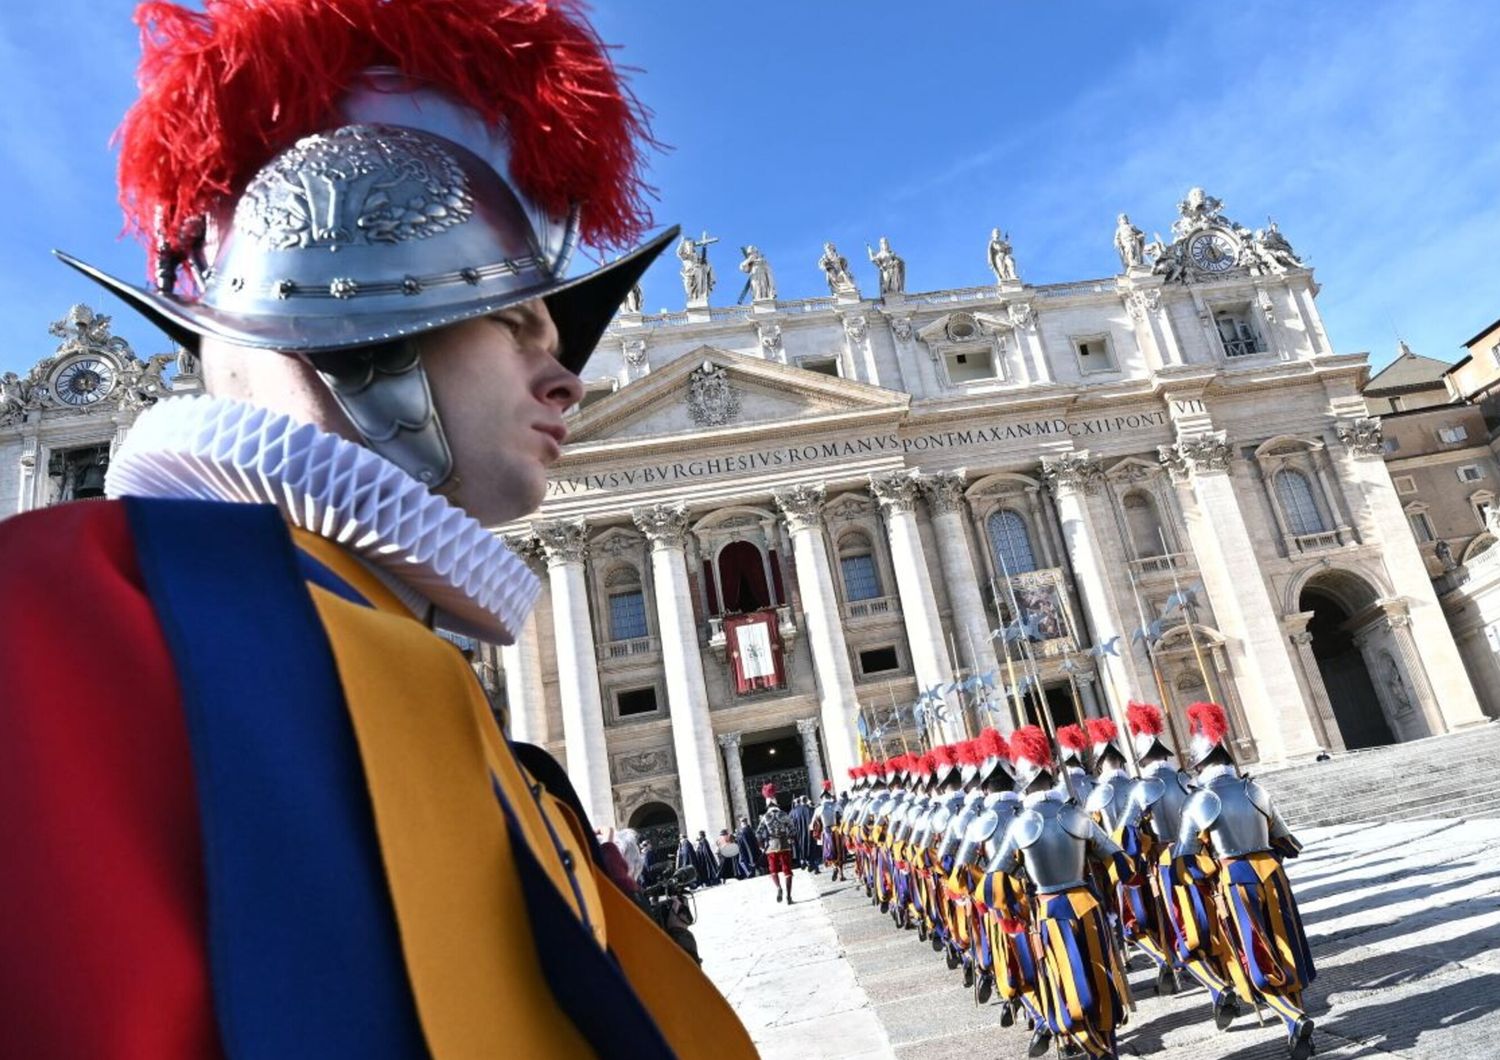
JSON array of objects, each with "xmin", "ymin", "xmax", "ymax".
[
  {"xmin": 606, "ymin": 565, "xmax": 648, "ymax": 640},
  {"xmin": 1122, "ymin": 490, "xmax": 1165, "ymax": 558},
  {"xmin": 987, "ymin": 509, "xmax": 1037, "ymax": 574},
  {"xmin": 838, "ymin": 531, "xmax": 882, "ymax": 601},
  {"xmin": 1274, "ymin": 469, "xmax": 1325, "ymax": 536}
]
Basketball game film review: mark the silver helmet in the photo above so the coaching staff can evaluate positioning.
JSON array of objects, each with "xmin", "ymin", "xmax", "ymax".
[{"xmin": 65, "ymin": 7, "xmax": 672, "ymax": 492}]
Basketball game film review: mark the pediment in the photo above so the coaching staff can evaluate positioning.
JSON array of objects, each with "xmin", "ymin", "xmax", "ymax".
[{"xmin": 565, "ymin": 346, "xmax": 905, "ymax": 446}]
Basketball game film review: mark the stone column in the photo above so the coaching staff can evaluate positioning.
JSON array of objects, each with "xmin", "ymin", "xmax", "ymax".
[
  {"xmin": 1283, "ymin": 612, "xmax": 1345, "ymax": 753},
  {"xmin": 1041, "ymin": 452, "xmax": 1151, "ymax": 722},
  {"xmin": 796, "ymin": 717, "xmax": 827, "ymax": 796},
  {"xmin": 1077, "ymin": 672, "xmax": 1102, "ymax": 719},
  {"xmin": 1376, "ymin": 601, "xmax": 1445, "ymax": 740},
  {"xmin": 633, "ymin": 502, "xmax": 729, "ymax": 837},
  {"xmin": 718, "ymin": 731, "xmax": 750, "ymax": 826},
  {"xmin": 773, "ymin": 483, "xmax": 861, "ymax": 786},
  {"xmin": 1336, "ymin": 417, "xmax": 1488, "ymax": 731},
  {"xmin": 869, "ymin": 470, "xmax": 962, "ymax": 743},
  {"xmin": 1159, "ymin": 434, "xmax": 1320, "ymax": 763},
  {"xmin": 921, "ymin": 469, "xmax": 1006, "ymax": 728},
  {"xmin": 535, "ymin": 519, "xmax": 614, "ymax": 829},
  {"xmin": 499, "ymin": 534, "xmax": 549, "ymax": 746}
]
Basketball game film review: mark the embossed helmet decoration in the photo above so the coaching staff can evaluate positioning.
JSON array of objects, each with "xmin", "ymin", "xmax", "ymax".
[
  {"xmin": 59, "ymin": 0, "xmax": 676, "ymax": 489},
  {"xmin": 1186, "ymin": 701, "xmax": 1233, "ymax": 769},
  {"xmin": 1126, "ymin": 701, "xmax": 1174, "ymax": 762}
]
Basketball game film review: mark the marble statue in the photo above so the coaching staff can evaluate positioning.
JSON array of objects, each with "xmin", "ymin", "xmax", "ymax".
[
  {"xmin": 818, "ymin": 242, "xmax": 859, "ymax": 298},
  {"xmin": 866, "ymin": 236, "xmax": 906, "ymax": 296},
  {"xmin": 1113, "ymin": 213, "xmax": 1146, "ymax": 270},
  {"xmin": 986, "ymin": 228, "xmax": 1018, "ymax": 283},
  {"xmin": 677, "ymin": 235, "xmax": 716, "ymax": 304},
  {"xmin": 739, "ymin": 245, "xmax": 777, "ymax": 301}
]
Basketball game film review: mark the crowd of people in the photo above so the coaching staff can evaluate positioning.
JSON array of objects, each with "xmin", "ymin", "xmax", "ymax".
[
  {"xmin": 671, "ymin": 787, "xmax": 833, "ymax": 900},
  {"xmin": 821, "ymin": 702, "xmax": 1316, "ymax": 1060}
]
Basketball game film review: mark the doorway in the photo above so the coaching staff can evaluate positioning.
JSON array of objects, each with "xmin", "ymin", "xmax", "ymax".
[{"xmin": 1299, "ymin": 577, "xmax": 1395, "ymax": 750}]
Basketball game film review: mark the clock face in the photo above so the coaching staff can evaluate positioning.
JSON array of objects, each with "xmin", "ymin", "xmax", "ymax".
[
  {"xmin": 53, "ymin": 357, "xmax": 116, "ymax": 406},
  {"xmin": 1188, "ymin": 231, "xmax": 1237, "ymax": 273}
]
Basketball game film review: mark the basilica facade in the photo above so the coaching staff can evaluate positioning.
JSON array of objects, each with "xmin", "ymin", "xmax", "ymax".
[{"xmin": 491, "ymin": 189, "xmax": 1488, "ymax": 843}]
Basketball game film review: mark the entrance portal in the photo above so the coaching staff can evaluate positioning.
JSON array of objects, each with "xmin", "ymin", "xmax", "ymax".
[
  {"xmin": 628, "ymin": 801, "xmax": 682, "ymax": 869},
  {"xmin": 1299, "ymin": 573, "xmax": 1395, "ymax": 750},
  {"xmin": 741, "ymin": 732, "xmax": 807, "ymax": 815}
]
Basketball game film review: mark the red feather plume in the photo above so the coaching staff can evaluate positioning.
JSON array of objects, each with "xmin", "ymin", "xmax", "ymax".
[
  {"xmin": 1056, "ymin": 724, "xmax": 1088, "ymax": 753},
  {"xmin": 1126, "ymin": 702, "xmax": 1164, "ymax": 737},
  {"xmin": 1008, "ymin": 725, "xmax": 1054, "ymax": 769},
  {"xmin": 1187, "ymin": 702, "xmax": 1231, "ymax": 744},
  {"xmin": 954, "ymin": 739, "xmax": 982, "ymax": 767},
  {"xmin": 761, "ymin": 782, "xmax": 777, "ymax": 800},
  {"xmin": 822, "ymin": 779, "xmax": 833, "ymax": 792},
  {"xmin": 1085, "ymin": 717, "xmax": 1119, "ymax": 745},
  {"xmin": 118, "ymin": 0, "xmax": 657, "ymax": 269},
  {"xmin": 977, "ymin": 727, "xmax": 1008, "ymax": 761},
  {"xmin": 847, "ymin": 765, "xmax": 861, "ymax": 780},
  {"xmin": 915, "ymin": 753, "xmax": 935, "ymax": 777},
  {"xmin": 930, "ymin": 744, "xmax": 956, "ymax": 770}
]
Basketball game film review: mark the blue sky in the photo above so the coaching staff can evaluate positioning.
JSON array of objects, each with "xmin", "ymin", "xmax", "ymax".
[{"xmin": 4, "ymin": 0, "xmax": 1500, "ymax": 376}]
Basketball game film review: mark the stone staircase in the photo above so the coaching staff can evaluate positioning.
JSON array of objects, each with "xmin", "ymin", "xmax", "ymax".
[{"xmin": 1251, "ymin": 723, "xmax": 1500, "ymax": 827}]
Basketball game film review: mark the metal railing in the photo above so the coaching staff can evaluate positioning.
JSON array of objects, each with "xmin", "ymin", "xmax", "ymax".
[
  {"xmin": 1129, "ymin": 552, "xmax": 1188, "ymax": 575},
  {"xmin": 1221, "ymin": 336, "xmax": 1266, "ymax": 358},
  {"xmin": 598, "ymin": 635, "xmax": 657, "ymax": 661},
  {"xmin": 1293, "ymin": 530, "xmax": 1344, "ymax": 553},
  {"xmin": 842, "ymin": 595, "xmax": 899, "ymax": 620}
]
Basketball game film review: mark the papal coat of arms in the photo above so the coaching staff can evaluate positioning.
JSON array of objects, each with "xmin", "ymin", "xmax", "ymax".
[{"xmin": 686, "ymin": 361, "xmax": 740, "ymax": 428}]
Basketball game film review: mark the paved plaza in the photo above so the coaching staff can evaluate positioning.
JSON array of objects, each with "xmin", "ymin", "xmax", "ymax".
[{"xmin": 695, "ymin": 818, "xmax": 1500, "ymax": 1059}]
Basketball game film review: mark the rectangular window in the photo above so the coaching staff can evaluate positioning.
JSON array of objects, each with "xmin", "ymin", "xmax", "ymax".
[
  {"xmin": 1393, "ymin": 475, "xmax": 1418, "ymax": 495},
  {"xmin": 1073, "ymin": 337, "xmax": 1116, "ymax": 374},
  {"xmin": 1458, "ymin": 465, "xmax": 1485, "ymax": 483},
  {"xmin": 1408, "ymin": 511, "xmax": 1436, "ymax": 543},
  {"xmin": 608, "ymin": 590, "xmax": 648, "ymax": 640},
  {"xmin": 1214, "ymin": 311, "xmax": 1265, "ymax": 357},
  {"xmin": 800, "ymin": 357, "xmax": 841, "ymax": 377},
  {"xmin": 943, "ymin": 348, "xmax": 996, "ymax": 383},
  {"xmin": 1490, "ymin": 341, "xmax": 1500, "ymax": 369},
  {"xmin": 840, "ymin": 554, "xmax": 881, "ymax": 602},
  {"xmin": 858, "ymin": 646, "xmax": 900, "ymax": 674},
  {"xmin": 1437, "ymin": 425, "xmax": 1469, "ymax": 444},
  {"xmin": 615, "ymin": 687, "xmax": 659, "ymax": 717}
]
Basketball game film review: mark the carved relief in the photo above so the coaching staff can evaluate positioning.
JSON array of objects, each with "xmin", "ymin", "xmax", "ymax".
[
  {"xmin": 774, "ymin": 483, "xmax": 828, "ymax": 532},
  {"xmin": 534, "ymin": 518, "xmax": 590, "ymax": 564},
  {"xmin": 1159, "ymin": 432, "xmax": 1233, "ymax": 477},
  {"xmin": 685, "ymin": 360, "xmax": 741, "ymax": 427},
  {"xmin": 1335, "ymin": 416, "xmax": 1384, "ymax": 459},
  {"xmin": 616, "ymin": 748, "xmax": 676, "ymax": 780}
]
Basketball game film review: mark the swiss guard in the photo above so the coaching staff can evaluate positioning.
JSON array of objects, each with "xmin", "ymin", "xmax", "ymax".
[
  {"xmin": 1174, "ymin": 703, "xmax": 1318, "ymax": 1059},
  {"xmin": 0, "ymin": 1, "xmax": 756, "ymax": 1057}
]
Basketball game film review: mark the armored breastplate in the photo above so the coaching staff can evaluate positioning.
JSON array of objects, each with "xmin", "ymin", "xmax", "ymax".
[
  {"xmin": 1087, "ymin": 772, "xmax": 1134, "ymax": 833},
  {"xmin": 927, "ymin": 790, "xmax": 964, "ymax": 847},
  {"xmin": 817, "ymin": 801, "xmax": 838, "ymax": 830},
  {"xmin": 1204, "ymin": 776, "xmax": 1272, "ymax": 857},
  {"xmin": 940, "ymin": 792, "xmax": 983, "ymax": 861},
  {"xmin": 1139, "ymin": 765, "xmax": 1192, "ymax": 842},
  {"xmin": 1013, "ymin": 794, "xmax": 1093, "ymax": 893}
]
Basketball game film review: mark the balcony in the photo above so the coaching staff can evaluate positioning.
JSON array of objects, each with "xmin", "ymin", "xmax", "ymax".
[
  {"xmin": 842, "ymin": 595, "xmax": 900, "ymax": 621},
  {"xmin": 1128, "ymin": 552, "xmax": 1190, "ymax": 576},
  {"xmin": 1220, "ymin": 336, "xmax": 1266, "ymax": 358},
  {"xmin": 597, "ymin": 635, "xmax": 658, "ymax": 662},
  {"xmin": 1292, "ymin": 530, "xmax": 1344, "ymax": 553}
]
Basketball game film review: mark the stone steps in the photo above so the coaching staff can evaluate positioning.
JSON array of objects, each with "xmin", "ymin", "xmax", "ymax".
[{"xmin": 1251, "ymin": 724, "xmax": 1500, "ymax": 827}]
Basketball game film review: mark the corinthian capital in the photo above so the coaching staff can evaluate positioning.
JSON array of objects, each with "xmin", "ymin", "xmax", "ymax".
[
  {"xmin": 631, "ymin": 502, "xmax": 691, "ymax": 549},
  {"xmin": 501, "ymin": 532, "xmax": 545, "ymax": 571},
  {"xmin": 1335, "ymin": 416, "xmax": 1384, "ymax": 459},
  {"xmin": 774, "ymin": 482, "xmax": 828, "ymax": 532},
  {"xmin": 920, "ymin": 468, "xmax": 969, "ymax": 514},
  {"xmin": 717, "ymin": 730, "xmax": 744, "ymax": 751},
  {"xmin": 868, "ymin": 469, "xmax": 922, "ymax": 515},
  {"xmin": 534, "ymin": 518, "xmax": 590, "ymax": 566},
  {"xmin": 1159, "ymin": 431, "xmax": 1233, "ymax": 478},
  {"xmin": 1041, "ymin": 451, "xmax": 1104, "ymax": 495}
]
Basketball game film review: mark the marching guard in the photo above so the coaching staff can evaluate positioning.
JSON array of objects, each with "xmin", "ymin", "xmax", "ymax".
[{"xmin": 1174, "ymin": 703, "xmax": 1318, "ymax": 1059}]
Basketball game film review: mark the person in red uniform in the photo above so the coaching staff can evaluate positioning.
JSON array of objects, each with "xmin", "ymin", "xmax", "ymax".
[
  {"xmin": 756, "ymin": 783, "xmax": 798, "ymax": 904},
  {"xmin": 0, "ymin": 2, "xmax": 756, "ymax": 1057}
]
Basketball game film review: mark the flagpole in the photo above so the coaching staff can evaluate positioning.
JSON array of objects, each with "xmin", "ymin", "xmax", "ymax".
[
  {"xmin": 1125, "ymin": 566, "xmax": 1188, "ymax": 759},
  {"xmin": 992, "ymin": 605, "xmax": 1031, "ymax": 729},
  {"xmin": 886, "ymin": 682, "xmax": 913, "ymax": 755}
]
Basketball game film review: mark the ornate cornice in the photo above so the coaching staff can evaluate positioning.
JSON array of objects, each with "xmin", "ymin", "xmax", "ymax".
[
  {"xmin": 1335, "ymin": 416, "xmax": 1384, "ymax": 459},
  {"xmin": 631, "ymin": 502, "xmax": 691, "ymax": 549},
  {"xmin": 534, "ymin": 518, "xmax": 590, "ymax": 566},
  {"xmin": 1041, "ymin": 451, "xmax": 1104, "ymax": 495},
  {"xmin": 921, "ymin": 468, "xmax": 968, "ymax": 514},
  {"xmin": 868, "ymin": 469, "xmax": 922, "ymax": 515},
  {"xmin": 774, "ymin": 482, "xmax": 828, "ymax": 532}
]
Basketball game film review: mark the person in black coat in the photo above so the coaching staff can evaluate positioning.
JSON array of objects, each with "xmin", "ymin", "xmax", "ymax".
[
  {"xmin": 734, "ymin": 816, "xmax": 762, "ymax": 878},
  {"xmin": 788, "ymin": 796, "xmax": 818, "ymax": 874},
  {"xmin": 691, "ymin": 830, "xmax": 721, "ymax": 886}
]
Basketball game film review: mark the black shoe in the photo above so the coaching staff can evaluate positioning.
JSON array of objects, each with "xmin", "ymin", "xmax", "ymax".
[
  {"xmin": 1289, "ymin": 1016, "xmax": 1315, "ymax": 1060},
  {"xmin": 776, "ymin": 890, "xmax": 783, "ymax": 903},
  {"xmin": 962, "ymin": 960, "xmax": 975, "ymax": 989},
  {"xmin": 917, "ymin": 922, "xmax": 928, "ymax": 943},
  {"xmin": 786, "ymin": 896, "xmax": 794, "ymax": 905},
  {"xmin": 1027, "ymin": 1027, "xmax": 1052, "ymax": 1058},
  {"xmin": 977, "ymin": 972, "xmax": 994, "ymax": 1004},
  {"xmin": 879, "ymin": 900, "xmax": 890, "ymax": 914},
  {"xmin": 946, "ymin": 946, "xmax": 960, "ymax": 970},
  {"xmin": 930, "ymin": 933, "xmax": 944, "ymax": 953},
  {"xmin": 1155, "ymin": 965, "xmax": 1179, "ymax": 996},
  {"xmin": 1062, "ymin": 1042, "xmax": 1083, "ymax": 1057},
  {"xmin": 1000, "ymin": 1000, "xmax": 1016, "ymax": 1027},
  {"xmin": 1213, "ymin": 990, "xmax": 1240, "ymax": 1031}
]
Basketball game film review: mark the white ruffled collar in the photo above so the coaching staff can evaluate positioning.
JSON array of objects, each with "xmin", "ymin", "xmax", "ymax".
[{"xmin": 105, "ymin": 394, "xmax": 540, "ymax": 642}]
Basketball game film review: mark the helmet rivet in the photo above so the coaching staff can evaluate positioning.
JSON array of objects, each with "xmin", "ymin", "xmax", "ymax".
[
  {"xmin": 329, "ymin": 277, "xmax": 358, "ymax": 299},
  {"xmin": 460, "ymin": 267, "xmax": 481, "ymax": 285},
  {"xmin": 401, "ymin": 276, "xmax": 422, "ymax": 295},
  {"xmin": 274, "ymin": 279, "xmax": 297, "ymax": 300}
]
